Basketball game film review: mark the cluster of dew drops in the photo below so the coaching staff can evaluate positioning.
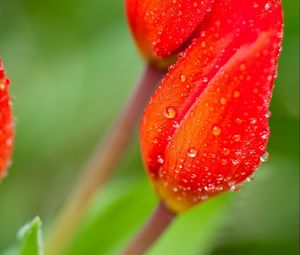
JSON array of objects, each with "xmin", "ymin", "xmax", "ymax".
[
  {"xmin": 0, "ymin": 68, "xmax": 13, "ymax": 178},
  {"xmin": 152, "ymin": 61, "xmax": 274, "ymax": 198},
  {"xmin": 148, "ymin": 0, "xmax": 279, "ymax": 200},
  {"xmin": 161, "ymin": 72, "xmax": 272, "ymax": 161}
]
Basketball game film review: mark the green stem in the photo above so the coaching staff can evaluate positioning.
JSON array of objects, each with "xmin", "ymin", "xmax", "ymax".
[
  {"xmin": 120, "ymin": 202, "xmax": 176, "ymax": 255},
  {"xmin": 45, "ymin": 64, "xmax": 166, "ymax": 255}
]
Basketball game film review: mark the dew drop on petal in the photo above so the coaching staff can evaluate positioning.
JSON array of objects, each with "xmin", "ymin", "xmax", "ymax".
[
  {"xmin": 202, "ymin": 76, "xmax": 208, "ymax": 82},
  {"xmin": 180, "ymin": 74, "xmax": 187, "ymax": 82},
  {"xmin": 233, "ymin": 134, "xmax": 241, "ymax": 142},
  {"xmin": 265, "ymin": 2, "xmax": 271, "ymax": 9},
  {"xmin": 260, "ymin": 151, "xmax": 270, "ymax": 162},
  {"xmin": 157, "ymin": 155, "xmax": 164, "ymax": 164},
  {"xmin": 260, "ymin": 131, "xmax": 269, "ymax": 140},
  {"xmin": 191, "ymin": 173, "xmax": 197, "ymax": 179},
  {"xmin": 173, "ymin": 121, "xmax": 179, "ymax": 128},
  {"xmin": 246, "ymin": 175, "xmax": 255, "ymax": 182},
  {"xmin": 201, "ymin": 195, "xmax": 208, "ymax": 201},
  {"xmin": 220, "ymin": 97, "xmax": 227, "ymax": 105},
  {"xmin": 250, "ymin": 118, "xmax": 257, "ymax": 124},
  {"xmin": 265, "ymin": 111, "xmax": 272, "ymax": 118},
  {"xmin": 164, "ymin": 106, "xmax": 177, "ymax": 119},
  {"xmin": 235, "ymin": 118, "xmax": 243, "ymax": 124},
  {"xmin": 240, "ymin": 63, "xmax": 246, "ymax": 71},
  {"xmin": 221, "ymin": 159, "xmax": 228, "ymax": 165},
  {"xmin": 232, "ymin": 159, "xmax": 240, "ymax": 165},
  {"xmin": 223, "ymin": 148, "xmax": 231, "ymax": 156},
  {"xmin": 168, "ymin": 64, "xmax": 175, "ymax": 71},
  {"xmin": 212, "ymin": 125, "xmax": 222, "ymax": 136},
  {"xmin": 230, "ymin": 184, "xmax": 241, "ymax": 192},
  {"xmin": 188, "ymin": 147, "xmax": 198, "ymax": 158},
  {"xmin": 233, "ymin": 91, "xmax": 241, "ymax": 98}
]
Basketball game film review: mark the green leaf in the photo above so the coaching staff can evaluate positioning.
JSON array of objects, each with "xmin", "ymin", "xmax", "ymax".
[
  {"xmin": 17, "ymin": 217, "xmax": 43, "ymax": 255},
  {"xmin": 63, "ymin": 178, "xmax": 232, "ymax": 255},
  {"xmin": 63, "ymin": 179, "xmax": 157, "ymax": 255},
  {"xmin": 1, "ymin": 217, "xmax": 43, "ymax": 255}
]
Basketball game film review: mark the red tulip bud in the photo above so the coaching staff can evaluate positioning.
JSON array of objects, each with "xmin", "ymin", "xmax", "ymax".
[
  {"xmin": 0, "ymin": 60, "xmax": 13, "ymax": 180},
  {"xmin": 140, "ymin": 0, "xmax": 283, "ymax": 213},
  {"xmin": 126, "ymin": 0, "xmax": 215, "ymax": 67}
]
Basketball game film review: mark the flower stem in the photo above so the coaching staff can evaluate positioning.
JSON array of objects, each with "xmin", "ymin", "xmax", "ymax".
[
  {"xmin": 120, "ymin": 202, "xmax": 176, "ymax": 255},
  {"xmin": 45, "ymin": 64, "xmax": 166, "ymax": 255}
]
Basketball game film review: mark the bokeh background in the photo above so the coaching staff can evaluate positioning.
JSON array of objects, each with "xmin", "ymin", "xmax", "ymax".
[{"xmin": 0, "ymin": 0, "xmax": 299, "ymax": 254}]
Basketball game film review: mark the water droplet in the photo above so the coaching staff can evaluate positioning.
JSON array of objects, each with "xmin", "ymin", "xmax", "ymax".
[
  {"xmin": 232, "ymin": 159, "xmax": 240, "ymax": 165},
  {"xmin": 260, "ymin": 131, "xmax": 269, "ymax": 140},
  {"xmin": 223, "ymin": 148, "xmax": 230, "ymax": 156},
  {"xmin": 240, "ymin": 63, "xmax": 246, "ymax": 71},
  {"xmin": 246, "ymin": 175, "xmax": 255, "ymax": 182},
  {"xmin": 201, "ymin": 195, "xmax": 208, "ymax": 201},
  {"xmin": 168, "ymin": 64, "xmax": 175, "ymax": 71},
  {"xmin": 164, "ymin": 106, "xmax": 177, "ymax": 119},
  {"xmin": 153, "ymin": 138, "xmax": 159, "ymax": 144},
  {"xmin": 188, "ymin": 147, "xmax": 198, "ymax": 158},
  {"xmin": 216, "ymin": 185, "xmax": 224, "ymax": 191},
  {"xmin": 233, "ymin": 134, "xmax": 241, "ymax": 142},
  {"xmin": 172, "ymin": 121, "xmax": 179, "ymax": 128},
  {"xmin": 274, "ymin": 69, "xmax": 279, "ymax": 78},
  {"xmin": 259, "ymin": 145, "xmax": 265, "ymax": 151},
  {"xmin": 265, "ymin": 111, "xmax": 272, "ymax": 118},
  {"xmin": 212, "ymin": 125, "xmax": 222, "ymax": 136},
  {"xmin": 180, "ymin": 74, "xmax": 187, "ymax": 82},
  {"xmin": 265, "ymin": 2, "xmax": 271, "ymax": 9},
  {"xmin": 235, "ymin": 118, "xmax": 243, "ymax": 124},
  {"xmin": 173, "ymin": 187, "xmax": 178, "ymax": 192},
  {"xmin": 6, "ymin": 138, "xmax": 12, "ymax": 146},
  {"xmin": 220, "ymin": 97, "xmax": 227, "ymax": 105},
  {"xmin": 202, "ymin": 76, "xmax": 208, "ymax": 82},
  {"xmin": 221, "ymin": 159, "xmax": 228, "ymax": 165},
  {"xmin": 260, "ymin": 152, "xmax": 270, "ymax": 162},
  {"xmin": 230, "ymin": 184, "xmax": 242, "ymax": 192},
  {"xmin": 233, "ymin": 91, "xmax": 240, "ymax": 98},
  {"xmin": 157, "ymin": 155, "xmax": 164, "ymax": 164},
  {"xmin": 267, "ymin": 75, "xmax": 273, "ymax": 81}
]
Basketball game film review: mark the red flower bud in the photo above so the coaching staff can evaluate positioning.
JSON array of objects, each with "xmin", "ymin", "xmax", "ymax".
[
  {"xmin": 126, "ymin": 0, "xmax": 215, "ymax": 67},
  {"xmin": 140, "ymin": 0, "xmax": 283, "ymax": 213},
  {"xmin": 0, "ymin": 60, "xmax": 13, "ymax": 180}
]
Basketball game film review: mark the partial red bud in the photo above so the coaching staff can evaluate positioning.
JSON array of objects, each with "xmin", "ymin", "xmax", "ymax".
[
  {"xmin": 126, "ymin": 0, "xmax": 215, "ymax": 67},
  {"xmin": 0, "ymin": 60, "xmax": 13, "ymax": 180},
  {"xmin": 140, "ymin": 0, "xmax": 283, "ymax": 213}
]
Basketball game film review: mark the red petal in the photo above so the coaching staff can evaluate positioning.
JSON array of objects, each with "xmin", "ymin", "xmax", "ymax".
[
  {"xmin": 140, "ymin": 0, "xmax": 283, "ymax": 212},
  {"xmin": 0, "ymin": 60, "xmax": 13, "ymax": 179},
  {"xmin": 126, "ymin": 0, "xmax": 215, "ymax": 61}
]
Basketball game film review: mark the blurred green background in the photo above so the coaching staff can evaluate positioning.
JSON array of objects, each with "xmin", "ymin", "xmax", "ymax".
[{"xmin": 0, "ymin": 0, "xmax": 299, "ymax": 254}]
